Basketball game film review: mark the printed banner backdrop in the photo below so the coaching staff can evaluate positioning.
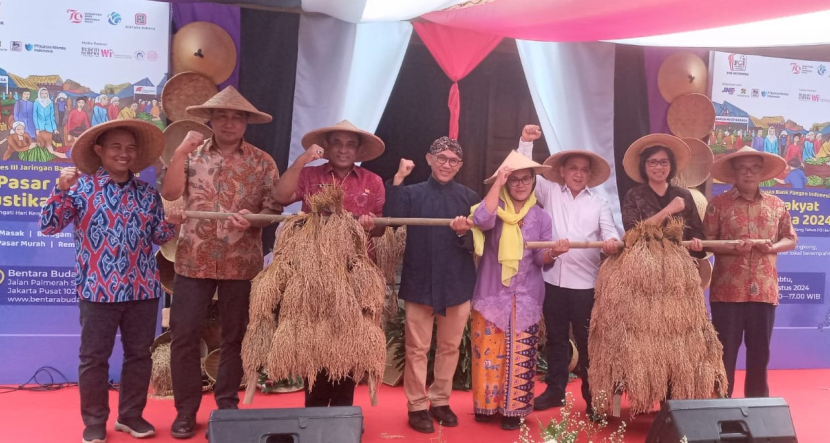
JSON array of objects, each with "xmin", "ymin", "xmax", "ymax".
[
  {"xmin": 0, "ymin": 0, "xmax": 170, "ymax": 383},
  {"xmin": 710, "ymin": 51, "xmax": 830, "ymax": 369}
]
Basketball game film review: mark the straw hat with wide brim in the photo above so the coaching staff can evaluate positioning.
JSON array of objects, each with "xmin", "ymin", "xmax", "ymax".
[
  {"xmin": 72, "ymin": 120, "xmax": 164, "ymax": 175},
  {"xmin": 162, "ymin": 120, "xmax": 213, "ymax": 166},
  {"xmin": 301, "ymin": 120, "xmax": 386, "ymax": 163},
  {"xmin": 156, "ymin": 250, "xmax": 176, "ymax": 295},
  {"xmin": 623, "ymin": 134, "xmax": 691, "ymax": 183},
  {"xmin": 711, "ymin": 146, "xmax": 787, "ymax": 184},
  {"xmin": 657, "ymin": 52, "xmax": 708, "ymax": 103},
  {"xmin": 542, "ymin": 149, "xmax": 611, "ymax": 188},
  {"xmin": 161, "ymin": 72, "xmax": 218, "ymax": 124},
  {"xmin": 484, "ymin": 150, "xmax": 552, "ymax": 184},
  {"xmin": 687, "ymin": 188, "xmax": 708, "ymax": 221},
  {"xmin": 186, "ymin": 86, "xmax": 272, "ymax": 124},
  {"xmin": 672, "ymin": 138, "xmax": 714, "ymax": 188},
  {"xmin": 172, "ymin": 22, "xmax": 237, "ymax": 85},
  {"xmin": 667, "ymin": 93, "xmax": 716, "ymax": 139}
]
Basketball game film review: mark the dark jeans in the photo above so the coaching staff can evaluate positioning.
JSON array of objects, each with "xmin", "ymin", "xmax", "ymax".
[
  {"xmin": 78, "ymin": 298, "xmax": 159, "ymax": 426},
  {"xmin": 304, "ymin": 369, "xmax": 356, "ymax": 407},
  {"xmin": 710, "ymin": 302, "xmax": 776, "ymax": 398},
  {"xmin": 170, "ymin": 275, "xmax": 251, "ymax": 414},
  {"xmin": 543, "ymin": 284, "xmax": 593, "ymax": 405}
]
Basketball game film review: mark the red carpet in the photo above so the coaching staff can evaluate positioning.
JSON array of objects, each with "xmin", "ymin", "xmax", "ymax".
[{"xmin": 2, "ymin": 369, "xmax": 827, "ymax": 442}]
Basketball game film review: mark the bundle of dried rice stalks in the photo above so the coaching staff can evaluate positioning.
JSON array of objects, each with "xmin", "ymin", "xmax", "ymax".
[
  {"xmin": 150, "ymin": 343, "xmax": 173, "ymax": 398},
  {"xmin": 242, "ymin": 186, "xmax": 387, "ymax": 405},
  {"xmin": 588, "ymin": 218, "xmax": 727, "ymax": 416},
  {"xmin": 373, "ymin": 226, "xmax": 407, "ymax": 323}
]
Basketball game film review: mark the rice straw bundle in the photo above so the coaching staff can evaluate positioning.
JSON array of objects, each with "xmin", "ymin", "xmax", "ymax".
[
  {"xmin": 588, "ymin": 218, "xmax": 727, "ymax": 416},
  {"xmin": 372, "ymin": 226, "xmax": 407, "ymax": 322},
  {"xmin": 242, "ymin": 186, "xmax": 387, "ymax": 405},
  {"xmin": 150, "ymin": 343, "xmax": 173, "ymax": 398}
]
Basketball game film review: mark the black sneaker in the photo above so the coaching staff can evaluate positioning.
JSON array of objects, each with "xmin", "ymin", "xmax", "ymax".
[
  {"xmin": 407, "ymin": 410, "xmax": 435, "ymax": 433},
  {"xmin": 82, "ymin": 423, "xmax": 107, "ymax": 443},
  {"xmin": 115, "ymin": 416, "xmax": 156, "ymax": 438},
  {"xmin": 500, "ymin": 416, "xmax": 521, "ymax": 430},
  {"xmin": 428, "ymin": 405, "xmax": 458, "ymax": 427},
  {"xmin": 171, "ymin": 413, "xmax": 197, "ymax": 439},
  {"xmin": 533, "ymin": 390, "xmax": 565, "ymax": 411}
]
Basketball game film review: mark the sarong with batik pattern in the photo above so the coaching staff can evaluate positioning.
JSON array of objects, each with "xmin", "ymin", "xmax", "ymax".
[{"xmin": 471, "ymin": 301, "xmax": 539, "ymax": 418}]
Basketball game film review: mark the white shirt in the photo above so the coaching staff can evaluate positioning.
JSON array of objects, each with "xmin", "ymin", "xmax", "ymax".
[{"xmin": 518, "ymin": 140, "xmax": 618, "ymax": 289}]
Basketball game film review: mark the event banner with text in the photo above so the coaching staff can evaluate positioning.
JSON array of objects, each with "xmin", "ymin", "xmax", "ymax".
[
  {"xmin": 0, "ymin": 0, "xmax": 170, "ymax": 383},
  {"xmin": 710, "ymin": 51, "xmax": 830, "ymax": 369}
]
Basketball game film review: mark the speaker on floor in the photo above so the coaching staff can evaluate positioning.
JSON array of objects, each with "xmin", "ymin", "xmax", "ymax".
[
  {"xmin": 207, "ymin": 406, "xmax": 363, "ymax": 443},
  {"xmin": 646, "ymin": 397, "xmax": 797, "ymax": 443}
]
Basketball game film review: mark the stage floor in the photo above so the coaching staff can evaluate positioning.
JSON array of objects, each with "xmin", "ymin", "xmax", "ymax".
[{"xmin": 2, "ymin": 369, "xmax": 827, "ymax": 442}]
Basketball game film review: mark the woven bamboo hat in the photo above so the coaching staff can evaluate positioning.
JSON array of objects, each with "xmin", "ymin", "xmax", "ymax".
[
  {"xmin": 161, "ymin": 72, "xmax": 218, "ymax": 123},
  {"xmin": 72, "ymin": 120, "xmax": 164, "ymax": 175},
  {"xmin": 657, "ymin": 52, "xmax": 708, "ymax": 103},
  {"xmin": 667, "ymin": 93, "xmax": 716, "ymax": 139},
  {"xmin": 542, "ymin": 150, "xmax": 611, "ymax": 188},
  {"xmin": 159, "ymin": 197, "xmax": 183, "ymax": 262},
  {"xmin": 711, "ymin": 146, "xmax": 786, "ymax": 184},
  {"xmin": 687, "ymin": 188, "xmax": 708, "ymax": 221},
  {"xmin": 484, "ymin": 150, "xmax": 551, "ymax": 184},
  {"xmin": 186, "ymin": 86, "xmax": 272, "ymax": 124},
  {"xmin": 301, "ymin": 120, "xmax": 385, "ymax": 163},
  {"xmin": 623, "ymin": 134, "xmax": 691, "ymax": 183},
  {"xmin": 162, "ymin": 120, "xmax": 213, "ymax": 166},
  {"xmin": 672, "ymin": 138, "xmax": 714, "ymax": 188},
  {"xmin": 698, "ymin": 255, "xmax": 713, "ymax": 289},
  {"xmin": 172, "ymin": 22, "xmax": 237, "ymax": 85},
  {"xmin": 156, "ymin": 250, "xmax": 175, "ymax": 295}
]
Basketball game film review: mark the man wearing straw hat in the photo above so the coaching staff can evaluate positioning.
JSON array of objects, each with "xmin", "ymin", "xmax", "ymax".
[
  {"xmin": 273, "ymin": 120, "xmax": 385, "ymax": 408},
  {"xmin": 384, "ymin": 136, "xmax": 479, "ymax": 433},
  {"xmin": 39, "ymin": 120, "xmax": 176, "ymax": 443},
  {"xmin": 517, "ymin": 125, "xmax": 620, "ymax": 417},
  {"xmin": 160, "ymin": 86, "xmax": 281, "ymax": 439},
  {"xmin": 704, "ymin": 147, "xmax": 797, "ymax": 399}
]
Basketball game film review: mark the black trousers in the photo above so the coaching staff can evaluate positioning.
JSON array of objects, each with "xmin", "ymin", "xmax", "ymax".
[
  {"xmin": 710, "ymin": 302, "xmax": 776, "ymax": 398},
  {"xmin": 78, "ymin": 298, "xmax": 159, "ymax": 426},
  {"xmin": 170, "ymin": 275, "xmax": 251, "ymax": 414},
  {"xmin": 304, "ymin": 369, "xmax": 356, "ymax": 407},
  {"xmin": 542, "ymin": 284, "xmax": 594, "ymax": 405}
]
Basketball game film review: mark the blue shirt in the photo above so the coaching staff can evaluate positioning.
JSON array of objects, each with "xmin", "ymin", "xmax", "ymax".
[{"xmin": 785, "ymin": 169, "xmax": 807, "ymax": 189}]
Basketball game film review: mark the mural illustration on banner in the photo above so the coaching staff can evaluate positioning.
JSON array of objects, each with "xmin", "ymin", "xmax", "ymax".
[
  {"xmin": 710, "ymin": 51, "xmax": 830, "ymax": 369},
  {"xmin": 0, "ymin": 0, "xmax": 170, "ymax": 383}
]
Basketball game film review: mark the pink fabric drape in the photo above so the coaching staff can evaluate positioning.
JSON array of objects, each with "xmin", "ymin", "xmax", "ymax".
[{"xmin": 414, "ymin": 21, "xmax": 502, "ymax": 139}]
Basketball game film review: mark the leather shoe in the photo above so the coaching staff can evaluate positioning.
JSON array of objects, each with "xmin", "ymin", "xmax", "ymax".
[
  {"xmin": 428, "ymin": 405, "xmax": 458, "ymax": 427},
  {"xmin": 533, "ymin": 390, "xmax": 565, "ymax": 411},
  {"xmin": 474, "ymin": 413, "xmax": 495, "ymax": 423},
  {"xmin": 171, "ymin": 413, "xmax": 197, "ymax": 439},
  {"xmin": 407, "ymin": 410, "xmax": 434, "ymax": 434},
  {"xmin": 501, "ymin": 416, "xmax": 521, "ymax": 430}
]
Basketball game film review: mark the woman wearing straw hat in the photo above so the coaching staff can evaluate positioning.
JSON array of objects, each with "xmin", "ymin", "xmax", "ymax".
[
  {"xmin": 621, "ymin": 134, "xmax": 705, "ymax": 257},
  {"xmin": 469, "ymin": 151, "xmax": 560, "ymax": 430},
  {"xmin": 703, "ymin": 147, "xmax": 796, "ymax": 399},
  {"xmin": 39, "ymin": 120, "xmax": 177, "ymax": 443}
]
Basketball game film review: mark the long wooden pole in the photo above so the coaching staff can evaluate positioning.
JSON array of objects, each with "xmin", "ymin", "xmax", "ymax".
[
  {"xmin": 183, "ymin": 211, "xmax": 453, "ymax": 227},
  {"xmin": 525, "ymin": 239, "xmax": 769, "ymax": 249}
]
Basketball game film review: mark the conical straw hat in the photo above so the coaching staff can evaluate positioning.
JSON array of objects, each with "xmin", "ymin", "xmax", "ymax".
[
  {"xmin": 623, "ymin": 134, "xmax": 691, "ymax": 183},
  {"xmin": 542, "ymin": 149, "xmax": 611, "ymax": 188},
  {"xmin": 672, "ymin": 137, "xmax": 714, "ymax": 188},
  {"xmin": 301, "ymin": 120, "xmax": 385, "ymax": 163},
  {"xmin": 657, "ymin": 52, "xmax": 708, "ymax": 103},
  {"xmin": 711, "ymin": 146, "xmax": 786, "ymax": 184},
  {"xmin": 172, "ymin": 22, "xmax": 237, "ymax": 85},
  {"xmin": 186, "ymin": 86, "xmax": 272, "ymax": 124},
  {"xmin": 484, "ymin": 150, "xmax": 551, "ymax": 184},
  {"xmin": 72, "ymin": 120, "xmax": 164, "ymax": 175}
]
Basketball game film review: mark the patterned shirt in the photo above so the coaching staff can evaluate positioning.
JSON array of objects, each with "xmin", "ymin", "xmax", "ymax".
[
  {"xmin": 295, "ymin": 163, "xmax": 385, "ymax": 216},
  {"xmin": 39, "ymin": 168, "xmax": 176, "ymax": 303},
  {"xmin": 703, "ymin": 188, "xmax": 797, "ymax": 305},
  {"xmin": 175, "ymin": 138, "xmax": 281, "ymax": 280}
]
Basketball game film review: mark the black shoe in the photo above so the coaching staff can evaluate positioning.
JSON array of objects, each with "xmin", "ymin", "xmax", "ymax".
[
  {"xmin": 474, "ymin": 413, "xmax": 495, "ymax": 423},
  {"xmin": 533, "ymin": 390, "xmax": 565, "ymax": 411},
  {"xmin": 586, "ymin": 406, "xmax": 603, "ymax": 423},
  {"xmin": 428, "ymin": 405, "xmax": 458, "ymax": 427},
  {"xmin": 500, "ymin": 416, "xmax": 521, "ymax": 430},
  {"xmin": 171, "ymin": 413, "xmax": 197, "ymax": 439},
  {"xmin": 407, "ymin": 410, "xmax": 435, "ymax": 433},
  {"xmin": 115, "ymin": 416, "xmax": 156, "ymax": 438},
  {"xmin": 82, "ymin": 424, "xmax": 107, "ymax": 443}
]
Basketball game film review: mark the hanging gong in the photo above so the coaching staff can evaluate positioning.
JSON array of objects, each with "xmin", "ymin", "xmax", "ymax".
[
  {"xmin": 658, "ymin": 52, "xmax": 708, "ymax": 103},
  {"xmin": 172, "ymin": 22, "xmax": 237, "ymax": 85}
]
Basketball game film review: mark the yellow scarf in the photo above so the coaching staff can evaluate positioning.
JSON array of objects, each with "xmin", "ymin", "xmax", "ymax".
[{"xmin": 471, "ymin": 186, "xmax": 537, "ymax": 286}]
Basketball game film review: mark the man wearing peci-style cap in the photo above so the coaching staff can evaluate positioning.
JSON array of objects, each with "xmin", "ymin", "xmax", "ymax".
[
  {"xmin": 161, "ymin": 86, "xmax": 282, "ymax": 439},
  {"xmin": 40, "ymin": 120, "xmax": 177, "ymax": 443}
]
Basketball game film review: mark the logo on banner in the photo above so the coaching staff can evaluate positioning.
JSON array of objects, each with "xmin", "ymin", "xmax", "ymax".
[
  {"xmin": 721, "ymin": 87, "xmax": 736, "ymax": 95},
  {"xmin": 798, "ymin": 93, "xmax": 820, "ymax": 102},
  {"xmin": 134, "ymin": 85, "xmax": 156, "ymax": 95},
  {"xmin": 107, "ymin": 12, "xmax": 121, "ymax": 25},
  {"xmin": 10, "ymin": 40, "xmax": 20, "ymax": 51},
  {"xmin": 752, "ymin": 89, "xmax": 759, "ymax": 98},
  {"xmin": 135, "ymin": 13, "xmax": 147, "ymax": 25},
  {"xmin": 791, "ymin": 63, "xmax": 801, "ymax": 74},
  {"xmin": 728, "ymin": 53, "xmax": 747, "ymax": 72},
  {"xmin": 134, "ymin": 50, "xmax": 145, "ymax": 61},
  {"xmin": 24, "ymin": 43, "xmax": 32, "ymax": 51},
  {"xmin": 820, "ymin": 65, "xmax": 827, "ymax": 76},
  {"xmin": 67, "ymin": 9, "xmax": 83, "ymax": 23}
]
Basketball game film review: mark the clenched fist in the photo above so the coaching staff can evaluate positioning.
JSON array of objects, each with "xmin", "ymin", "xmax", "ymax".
[
  {"xmin": 521, "ymin": 125, "xmax": 542, "ymax": 142},
  {"xmin": 175, "ymin": 131, "xmax": 205, "ymax": 158},
  {"xmin": 57, "ymin": 167, "xmax": 81, "ymax": 191}
]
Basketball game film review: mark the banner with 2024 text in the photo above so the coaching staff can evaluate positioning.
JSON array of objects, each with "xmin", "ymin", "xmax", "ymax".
[
  {"xmin": 710, "ymin": 51, "xmax": 830, "ymax": 369},
  {"xmin": 0, "ymin": 0, "xmax": 170, "ymax": 383}
]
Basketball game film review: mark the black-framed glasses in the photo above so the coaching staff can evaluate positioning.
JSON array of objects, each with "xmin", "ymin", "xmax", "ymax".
[
  {"xmin": 734, "ymin": 165, "xmax": 763, "ymax": 175},
  {"xmin": 435, "ymin": 154, "xmax": 462, "ymax": 167},
  {"xmin": 507, "ymin": 176, "xmax": 533, "ymax": 187},
  {"xmin": 646, "ymin": 159, "xmax": 670, "ymax": 168}
]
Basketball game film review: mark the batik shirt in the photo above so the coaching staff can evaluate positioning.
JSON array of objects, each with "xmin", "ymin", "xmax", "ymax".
[{"xmin": 40, "ymin": 168, "xmax": 176, "ymax": 303}]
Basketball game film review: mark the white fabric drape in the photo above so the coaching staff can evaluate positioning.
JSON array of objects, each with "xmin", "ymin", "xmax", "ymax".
[
  {"xmin": 516, "ymin": 41, "xmax": 623, "ymax": 234},
  {"xmin": 301, "ymin": 0, "xmax": 467, "ymax": 23}
]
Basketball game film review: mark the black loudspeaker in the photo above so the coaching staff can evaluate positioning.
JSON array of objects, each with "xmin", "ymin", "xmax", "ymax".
[
  {"xmin": 207, "ymin": 406, "xmax": 363, "ymax": 443},
  {"xmin": 646, "ymin": 398, "xmax": 797, "ymax": 443}
]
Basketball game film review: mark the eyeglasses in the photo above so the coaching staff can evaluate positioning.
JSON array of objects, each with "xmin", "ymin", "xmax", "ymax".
[
  {"xmin": 507, "ymin": 176, "xmax": 533, "ymax": 187},
  {"xmin": 646, "ymin": 159, "xmax": 671, "ymax": 168},
  {"xmin": 734, "ymin": 165, "xmax": 763, "ymax": 175},
  {"xmin": 434, "ymin": 154, "xmax": 462, "ymax": 167}
]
